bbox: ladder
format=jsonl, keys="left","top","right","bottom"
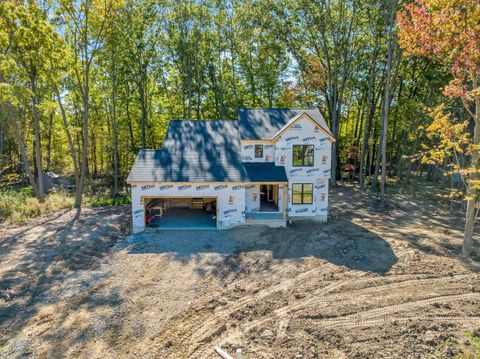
{"left": 191, "top": 198, "right": 204, "bottom": 209}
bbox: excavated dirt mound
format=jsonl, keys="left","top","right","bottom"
{"left": 0, "top": 187, "right": 479, "bottom": 358}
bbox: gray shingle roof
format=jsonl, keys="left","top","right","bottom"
{"left": 127, "top": 120, "right": 249, "bottom": 183}
{"left": 243, "top": 162, "right": 288, "bottom": 182}
{"left": 238, "top": 108, "right": 331, "bottom": 140}
{"left": 127, "top": 108, "right": 331, "bottom": 183}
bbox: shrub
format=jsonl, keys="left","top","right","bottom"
{"left": 88, "top": 193, "right": 131, "bottom": 207}
{"left": 0, "top": 187, "right": 129, "bottom": 224}
{"left": 0, "top": 189, "right": 74, "bottom": 224}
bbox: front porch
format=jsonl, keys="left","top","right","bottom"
{"left": 242, "top": 162, "right": 289, "bottom": 228}
{"left": 245, "top": 211, "right": 287, "bottom": 227}
{"left": 244, "top": 180, "right": 288, "bottom": 228}
{"left": 245, "top": 211, "right": 283, "bottom": 220}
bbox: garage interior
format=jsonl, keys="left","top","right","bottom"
{"left": 144, "top": 197, "right": 217, "bottom": 229}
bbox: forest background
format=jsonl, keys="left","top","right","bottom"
{"left": 0, "top": 0, "right": 478, "bottom": 254}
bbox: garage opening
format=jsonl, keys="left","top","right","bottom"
{"left": 144, "top": 197, "right": 217, "bottom": 229}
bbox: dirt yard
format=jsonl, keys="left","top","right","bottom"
{"left": 1, "top": 185, "right": 479, "bottom": 358}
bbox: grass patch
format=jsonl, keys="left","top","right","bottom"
{"left": 87, "top": 193, "right": 130, "bottom": 207}
{"left": 0, "top": 187, "right": 130, "bottom": 224}
{"left": 432, "top": 330, "right": 480, "bottom": 359}
{"left": 0, "top": 189, "right": 75, "bottom": 224}
{"left": 455, "top": 331, "right": 480, "bottom": 359}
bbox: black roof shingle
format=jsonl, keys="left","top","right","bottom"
{"left": 238, "top": 108, "right": 331, "bottom": 140}
{"left": 127, "top": 120, "right": 249, "bottom": 183}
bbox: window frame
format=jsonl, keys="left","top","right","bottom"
{"left": 292, "top": 145, "right": 314, "bottom": 167}
{"left": 291, "top": 183, "right": 314, "bottom": 205}
{"left": 254, "top": 144, "right": 264, "bottom": 158}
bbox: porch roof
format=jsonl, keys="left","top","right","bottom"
{"left": 242, "top": 162, "right": 288, "bottom": 183}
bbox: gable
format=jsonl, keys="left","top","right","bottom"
{"left": 274, "top": 115, "right": 333, "bottom": 178}
{"left": 238, "top": 108, "right": 332, "bottom": 140}
{"left": 272, "top": 113, "right": 336, "bottom": 143}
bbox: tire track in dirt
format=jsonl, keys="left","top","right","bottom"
{"left": 312, "top": 292, "right": 480, "bottom": 329}
{"left": 169, "top": 274, "right": 472, "bottom": 358}
{"left": 240, "top": 273, "right": 475, "bottom": 333}
{"left": 313, "top": 315, "right": 480, "bottom": 329}
{"left": 222, "top": 263, "right": 335, "bottom": 313}
{"left": 275, "top": 273, "right": 475, "bottom": 316}
{"left": 225, "top": 260, "right": 331, "bottom": 291}
{"left": 155, "top": 265, "right": 342, "bottom": 358}
{"left": 225, "top": 271, "right": 462, "bottom": 323}
{"left": 185, "top": 275, "right": 349, "bottom": 356}
{"left": 155, "top": 271, "right": 476, "bottom": 358}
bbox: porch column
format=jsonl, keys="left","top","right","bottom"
{"left": 282, "top": 184, "right": 287, "bottom": 219}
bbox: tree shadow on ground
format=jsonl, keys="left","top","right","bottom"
{"left": 127, "top": 218, "right": 398, "bottom": 276}
{"left": 331, "top": 185, "right": 480, "bottom": 266}
{"left": 0, "top": 207, "right": 129, "bottom": 357}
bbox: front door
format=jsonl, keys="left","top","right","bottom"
{"left": 260, "top": 185, "right": 279, "bottom": 212}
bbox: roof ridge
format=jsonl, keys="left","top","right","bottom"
{"left": 169, "top": 119, "right": 238, "bottom": 122}
{"left": 237, "top": 108, "right": 319, "bottom": 111}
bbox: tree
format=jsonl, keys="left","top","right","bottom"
{"left": 57, "top": 0, "right": 120, "bottom": 211}
{"left": 0, "top": 1, "right": 59, "bottom": 201}
{"left": 268, "top": 0, "right": 360, "bottom": 185}
{"left": 398, "top": 0, "right": 480, "bottom": 255}
{"left": 379, "top": 0, "right": 399, "bottom": 206}
{"left": 122, "top": 0, "right": 158, "bottom": 149}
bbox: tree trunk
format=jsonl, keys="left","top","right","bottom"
{"left": 91, "top": 121, "right": 97, "bottom": 177}
{"left": 462, "top": 95, "right": 480, "bottom": 255}
{"left": 46, "top": 111, "right": 54, "bottom": 172}
{"left": 229, "top": 13, "right": 239, "bottom": 108}
{"left": 186, "top": 69, "right": 193, "bottom": 120}
{"left": 359, "top": 52, "right": 379, "bottom": 190}
{"left": 380, "top": 0, "right": 397, "bottom": 206}
{"left": 0, "top": 113, "right": 5, "bottom": 174}
{"left": 139, "top": 77, "right": 147, "bottom": 149}
{"left": 4, "top": 104, "right": 40, "bottom": 196}
{"left": 111, "top": 51, "right": 119, "bottom": 197}
{"left": 406, "top": 133, "right": 419, "bottom": 180}
{"left": 125, "top": 84, "right": 135, "bottom": 151}
{"left": 76, "top": 55, "right": 90, "bottom": 212}
{"left": 396, "top": 129, "right": 408, "bottom": 180}
{"left": 30, "top": 69, "right": 45, "bottom": 201}
{"left": 463, "top": 194, "right": 475, "bottom": 255}
{"left": 371, "top": 122, "right": 382, "bottom": 191}
{"left": 53, "top": 82, "right": 80, "bottom": 196}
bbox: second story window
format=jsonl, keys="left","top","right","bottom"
{"left": 292, "top": 145, "right": 314, "bottom": 166}
{"left": 255, "top": 144, "right": 263, "bottom": 158}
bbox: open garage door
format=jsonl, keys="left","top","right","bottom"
{"left": 144, "top": 197, "right": 217, "bottom": 229}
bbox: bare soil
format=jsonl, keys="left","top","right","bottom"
{"left": 1, "top": 185, "right": 479, "bottom": 358}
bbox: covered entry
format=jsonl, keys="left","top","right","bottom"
{"left": 144, "top": 197, "right": 217, "bottom": 229}
{"left": 260, "top": 184, "right": 279, "bottom": 212}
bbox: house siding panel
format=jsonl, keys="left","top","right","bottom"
{"left": 274, "top": 117, "right": 331, "bottom": 219}
{"left": 245, "top": 184, "right": 260, "bottom": 212}
{"left": 241, "top": 142, "right": 275, "bottom": 163}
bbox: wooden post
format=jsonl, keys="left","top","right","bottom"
{"left": 215, "top": 346, "right": 233, "bottom": 359}
{"left": 282, "top": 184, "right": 287, "bottom": 219}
